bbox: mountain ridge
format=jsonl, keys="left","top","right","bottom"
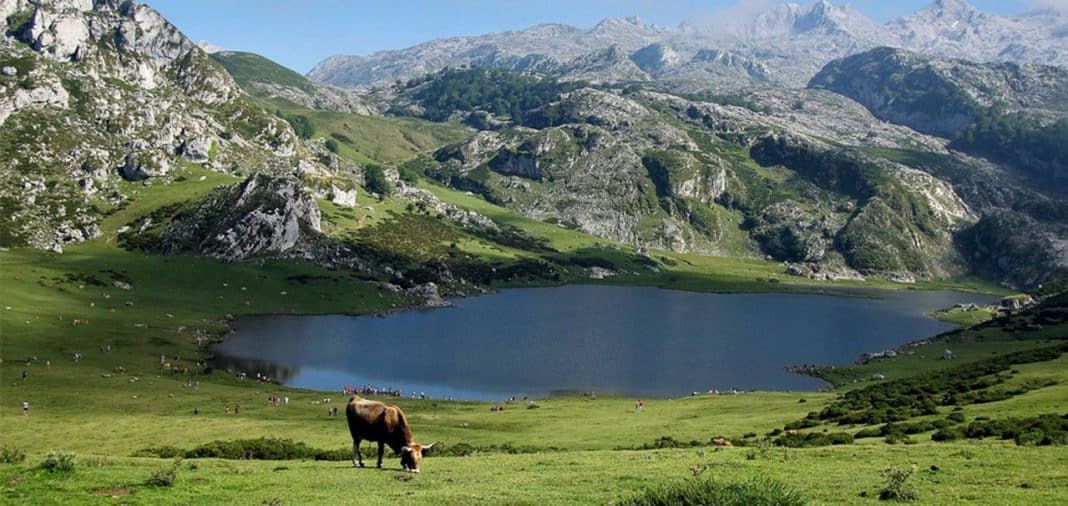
{"left": 307, "top": 0, "right": 1068, "bottom": 90}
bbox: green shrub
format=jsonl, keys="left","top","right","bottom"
{"left": 855, "top": 428, "right": 883, "bottom": 439}
{"left": 133, "top": 445, "right": 184, "bottom": 458}
{"left": 879, "top": 465, "right": 918, "bottom": 502}
{"left": 324, "top": 138, "right": 340, "bottom": 153}
{"left": 41, "top": 450, "right": 77, "bottom": 473}
{"left": 280, "top": 113, "right": 314, "bottom": 139}
{"left": 806, "top": 345, "right": 1066, "bottom": 428}
{"left": 964, "top": 414, "right": 1068, "bottom": 446}
{"left": 931, "top": 427, "right": 965, "bottom": 442}
{"left": 363, "top": 164, "right": 391, "bottom": 197}
{"left": 185, "top": 438, "right": 320, "bottom": 460}
{"left": 623, "top": 478, "right": 805, "bottom": 506}
{"left": 774, "top": 431, "right": 853, "bottom": 448}
{"left": 146, "top": 458, "right": 182, "bottom": 487}
{"left": 0, "top": 446, "right": 26, "bottom": 464}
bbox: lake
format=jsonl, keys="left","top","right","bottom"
{"left": 211, "top": 285, "right": 997, "bottom": 400}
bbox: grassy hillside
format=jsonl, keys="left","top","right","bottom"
{"left": 2, "top": 163, "right": 1066, "bottom": 503}
{"left": 211, "top": 51, "right": 319, "bottom": 95}
{"left": 271, "top": 102, "right": 472, "bottom": 165}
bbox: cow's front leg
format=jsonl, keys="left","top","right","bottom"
{"left": 376, "top": 442, "right": 384, "bottom": 468}
{"left": 353, "top": 439, "right": 364, "bottom": 468}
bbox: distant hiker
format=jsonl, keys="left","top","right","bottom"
{"left": 21, "top": 370, "right": 27, "bottom": 380}
{"left": 634, "top": 399, "right": 644, "bottom": 413}
{"left": 225, "top": 405, "right": 231, "bottom": 414}
{"left": 235, "top": 404, "right": 240, "bottom": 415}
{"left": 284, "top": 396, "right": 289, "bottom": 406}
{"left": 193, "top": 407, "right": 199, "bottom": 415}
{"left": 22, "top": 400, "right": 29, "bottom": 415}
{"left": 45, "top": 360, "right": 51, "bottom": 369}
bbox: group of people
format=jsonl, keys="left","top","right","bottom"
{"left": 266, "top": 394, "right": 288, "bottom": 406}
{"left": 342, "top": 384, "right": 402, "bottom": 397}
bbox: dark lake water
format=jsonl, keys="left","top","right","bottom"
{"left": 211, "top": 285, "right": 997, "bottom": 400}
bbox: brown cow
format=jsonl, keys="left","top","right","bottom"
{"left": 345, "top": 396, "right": 434, "bottom": 472}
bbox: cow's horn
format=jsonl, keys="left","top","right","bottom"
{"left": 423, "top": 443, "right": 435, "bottom": 450}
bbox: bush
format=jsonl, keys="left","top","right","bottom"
{"left": 964, "top": 414, "right": 1068, "bottom": 446}
{"left": 0, "top": 446, "right": 26, "bottom": 464}
{"left": 946, "top": 412, "right": 966, "bottom": 423}
{"left": 774, "top": 431, "right": 854, "bottom": 448}
{"left": 879, "top": 465, "right": 918, "bottom": 502}
{"left": 279, "top": 112, "right": 314, "bottom": 139}
{"left": 804, "top": 345, "right": 1066, "bottom": 428}
{"left": 146, "top": 458, "right": 182, "bottom": 487}
{"left": 364, "top": 164, "right": 391, "bottom": 197}
{"left": 133, "top": 445, "right": 184, "bottom": 458}
{"left": 624, "top": 478, "right": 805, "bottom": 506}
{"left": 185, "top": 438, "right": 322, "bottom": 460}
{"left": 324, "top": 138, "right": 340, "bottom": 154}
{"left": 855, "top": 428, "right": 883, "bottom": 439}
{"left": 931, "top": 427, "right": 965, "bottom": 442}
{"left": 41, "top": 450, "right": 77, "bottom": 473}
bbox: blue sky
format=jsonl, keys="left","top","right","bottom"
{"left": 147, "top": 0, "right": 1038, "bottom": 74}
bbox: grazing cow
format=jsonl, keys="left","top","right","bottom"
{"left": 345, "top": 396, "right": 434, "bottom": 472}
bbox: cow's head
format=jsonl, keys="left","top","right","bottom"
{"left": 400, "top": 442, "right": 434, "bottom": 473}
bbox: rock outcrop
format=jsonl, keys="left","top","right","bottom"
{"left": 157, "top": 175, "right": 322, "bottom": 262}
{"left": 0, "top": 0, "right": 323, "bottom": 250}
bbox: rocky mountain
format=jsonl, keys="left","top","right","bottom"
{"left": 810, "top": 47, "right": 1068, "bottom": 186}
{"left": 367, "top": 57, "right": 1066, "bottom": 287}
{"left": 0, "top": 0, "right": 338, "bottom": 251}
{"left": 308, "top": 1, "right": 1068, "bottom": 90}
{"left": 6, "top": 1, "right": 1067, "bottom": 291}
{"left": 888, "top": 0, "right": 1068, "bottom": 66}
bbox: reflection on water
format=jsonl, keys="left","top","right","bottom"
{"left": 211, "top": 355, "right": 300, "bottom": 384}
{"left": 212, "top": 285, "right": 997, "bottom": 400}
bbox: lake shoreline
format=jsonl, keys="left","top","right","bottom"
{"left": 211, "top": 285, "right": 997, "bottom": 401}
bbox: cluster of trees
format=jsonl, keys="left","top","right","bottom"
{"left": 400, "top": 68, "right": 584, "bottom": 125}
{"left": 363, "top": 164, "right": 391, "bottom": 197}
{"left": 277, "top": 111, "right": 314, "bottom": 139}
{"left": 953, "top": 111, "right": 1068, "bottom": 184}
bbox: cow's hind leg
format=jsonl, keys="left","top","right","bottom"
{"left": 353, "top": 439, "right": 364, "bottom": 468}
{"left": 376, "top": 441, "right": 384, "bottom": 468}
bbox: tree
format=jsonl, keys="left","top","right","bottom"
{"left": 364, "top": 164, "right": 391, "bottom": 197}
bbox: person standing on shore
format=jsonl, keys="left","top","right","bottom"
{"left": 22, "top": 400, "right": 29, "bottom": 415}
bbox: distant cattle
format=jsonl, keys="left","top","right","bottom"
{"left": 345, "top": 396, "right": 434, "bottom": 472}
{"left": 712, "top": 438, "right": 733, "bottom": 447}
